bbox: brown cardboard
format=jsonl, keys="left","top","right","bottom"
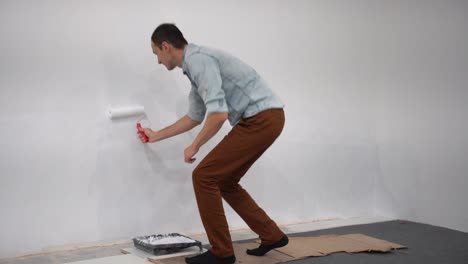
{"left": 122, "top": 233, "right": 407, "bottom": 263}
{"left": 258, "top": 233, "right": 407, "bottom": 259}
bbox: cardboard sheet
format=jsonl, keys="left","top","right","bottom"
{"left": 257, "top": 233, "right": 407, "bottom": 259}
{"left": 111, "top": 233, "right": 407, "bottom": 264}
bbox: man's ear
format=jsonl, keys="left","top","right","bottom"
{"left": 161, "top": 41, "right": 171, "bottom": 52}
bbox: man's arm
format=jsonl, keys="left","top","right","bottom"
{"left": 141, "top": 114, "right": 200, "bottom": 143}
{"left": 184, "top": 112, "right": 228, "bottom": 163}
{"left": 182, "top": 54, "right": 229, "bottom": 162}
{"left": 192, "top": 112, "right": 228, "bottom": 149}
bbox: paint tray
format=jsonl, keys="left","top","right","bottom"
{"left": 132, "top": 233, "right": 203, "bottom": 256}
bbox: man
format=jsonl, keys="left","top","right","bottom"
{"left": 139, "top": 23, "right": 289, "bottom": 264}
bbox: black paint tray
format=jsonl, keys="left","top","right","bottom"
{"left": 132, "top": 233, "right": 203, "bottom": 256}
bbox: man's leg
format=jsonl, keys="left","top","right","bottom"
{"left": 220, "top": 179, "right": 289, "bottom": 257}
{"left": 218, "top": 109, "right": 288, "bottom": 254}
{"left": 191, "top": 109, "right": 285, "bottom": 258}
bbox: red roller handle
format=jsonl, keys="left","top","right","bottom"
{"left": 136, "top": 123, "right": 149, "bottom": 143}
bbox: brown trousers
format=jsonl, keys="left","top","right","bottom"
{"left": 192, "top": 108, "right": 285, "bottom": 258}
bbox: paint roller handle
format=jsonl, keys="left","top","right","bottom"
{"left": 136, "top": 123, "right": 150, "bottom": 143}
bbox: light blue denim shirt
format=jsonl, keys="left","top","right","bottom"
{"left": 182, "top": 43, "right": 284, "bottom": 126}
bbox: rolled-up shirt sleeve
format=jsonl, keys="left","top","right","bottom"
{"left": 187, "top": 84, "right": 206, "bottom": 123}
{"left": 186, "top": 54, "right": 228, "bottom": 115}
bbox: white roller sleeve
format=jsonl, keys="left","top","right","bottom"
{"left": 108, "top": 105, "right": 145, "bottom": 119}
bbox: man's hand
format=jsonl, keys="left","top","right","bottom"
{"left": 183, "top": 112, "right": 227, "bottom": 163}
{"left": 138, "top": 115, "right": 200, "bottom": 144}
{"left": 184, "top": 144, "right": 199, "bottom": 164}
{"left": 138, "top": 128, "right": 158, "bottom": 143}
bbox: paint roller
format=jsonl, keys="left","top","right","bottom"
{"left": 107, "top": 105, "right": 150, "bottom": 142}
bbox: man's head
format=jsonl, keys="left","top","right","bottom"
{"left": 151, "top": 23, "right": 188, "bottom": 70}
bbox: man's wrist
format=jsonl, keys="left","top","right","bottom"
{"left": 191, "top": 141, "right": 201, "bottom": 150}
{"left": 151, "top": 130, "right": 162, "bottom": 142}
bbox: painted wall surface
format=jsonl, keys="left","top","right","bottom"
{"left": 371, "top": 1, "right": 468, "bottom": 232}
{"left": 1, "top": 0, "right": 466, "bottom": 258}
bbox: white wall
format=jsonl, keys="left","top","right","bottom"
{"left": 371, "top": 1, "right": 468, "bottom": 232}
{"left": 0, "top": 0, "right": 466, "bottom": 258}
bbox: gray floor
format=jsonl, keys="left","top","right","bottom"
{"left": 237, "top": 220, "right": 468, "bottom": 264}
{"left": 2, "top": 220, "right": 467, "bottom": 264}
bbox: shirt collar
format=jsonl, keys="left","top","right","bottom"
{"left": 182, "top": 43, "right": 196, "bottom": 75}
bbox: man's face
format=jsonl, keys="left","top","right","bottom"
{"left": 151, "top": 41, "right": 176, "bottom": 71}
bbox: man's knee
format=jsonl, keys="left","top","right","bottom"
{"left": 192, "top": 165, "right": 202, "bottom": 186}
{"left": 219, "top": 181, "right": 240, "bottom": 195}
{"left": 192, "top": 165, "right": 213, "bottom": 189}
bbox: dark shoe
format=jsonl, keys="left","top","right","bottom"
{"left": 246, "top": 235, "right": 289, "bottom": 256}
{"left": 185, "top": 250, "right": 236, "bottom": 264}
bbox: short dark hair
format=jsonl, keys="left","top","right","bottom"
{"left": 151, "top": 23, "right": 188, "bottom": 49}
